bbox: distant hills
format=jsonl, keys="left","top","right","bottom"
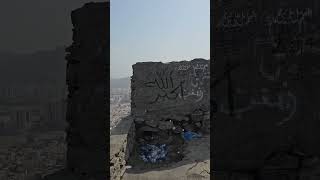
{"left": 110, "top": 77, "right": 130, "bottom": 89}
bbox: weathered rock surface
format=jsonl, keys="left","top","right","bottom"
{"left": 212, "top": 0, "right": 320, "bottom": 178}
{"left": 127, "top": 59, "right": 210, "bottom": 178}
{"left": 44, "top": 2, "right": 110, "bottom": 180}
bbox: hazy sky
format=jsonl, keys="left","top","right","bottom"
{"left": 111, "top": 0, "right": 210, "bottom": 79}
{"left": 0, "top": 0, "right": 105, "bottom": 53}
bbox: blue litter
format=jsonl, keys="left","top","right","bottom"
{"left": 140, "top": 144, "right": 167, "bottom": 163}
{"left": 182, "top": 131, "right": 201, "bottom": 141}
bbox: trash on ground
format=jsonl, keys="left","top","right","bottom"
{"left": 182, "top": 131, "right": 202, "bottom": 141}
{"left": 140, "top": 144, "right": 167, "bottom": 163}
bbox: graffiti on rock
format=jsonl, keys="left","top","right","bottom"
{"left": 219, "top": 88, "right": 297, "bottom": 126}
{"left": 144, "top": 62, "right": 209, "bottom": 104}
{"left": 217, "top": 10, "right": 257, "bottom": 29}
{"left": 144, "top": 70, "right": 185, "bottom": 104}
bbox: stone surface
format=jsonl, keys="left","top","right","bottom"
{"left": 44, "top": 2, "right": 110, "bottom": 180}
{"left": 129, "top": 59, "right": 210, "bottom": 171}
{"left": 158, "top": 121, "right": 174, "bottom": 130}
{"left": 145, "top": 119, "right": 158, "bottom": 128}
{"left": 212, "top": 0, "right": 320, "bottom": 178}
{"left": 134, "top": 117, "right": 145, "bottom": 123}
{"left": 131, "top": 59, "right": 209, "bottom": 118}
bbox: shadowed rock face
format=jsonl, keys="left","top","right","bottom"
{"left": 64, "top": 2, "right": 109, "bottom": 180}
{"left": 130, "top": 59, "right": 210, "bottom": 167}
{"left": 43, "top": 2, "right": 109, "bottom": 180}
{"left": 213, "top": 0, "right": 320, "bottom": 178}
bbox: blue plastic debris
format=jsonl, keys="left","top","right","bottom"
{"left": 182, "top": 131, "right": 201, "bottom": 141}
{"left": 140, "top": 144, "right": 167, "bottom": 163}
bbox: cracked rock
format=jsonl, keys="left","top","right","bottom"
{"left": 158, "top": 121, "right": 174, "bottom": 130}
{"left": 145, "top": 119, "right": 158, "bottom": 127}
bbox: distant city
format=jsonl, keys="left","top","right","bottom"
{"left": 110, "top": 77, "right": 131, "bottom": 130}
{"left": 0, "top": 46, "right": 132, "bottom": 178}
{"left": 0, "top": 48, "right": 68, "bottom": 179}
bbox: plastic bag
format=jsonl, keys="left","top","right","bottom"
{"left": 182, "top": 131, "right": 201, "bottom": 141}
{"left": 140, "top": 144, "right": 167, "bottom": 163}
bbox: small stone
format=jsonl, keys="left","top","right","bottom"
{"left": 138, "top": 138, "right": 145, "bottom": 143}
{"left": 158, "top": 121, "right": 174, "bottom": 130}
{"left": 191, "top": 115, "right": 203, "bottom": 122}
{"left": 184, "top": 124, "right": 195, "bottom": 132}
{"left": 145, "top": 119, "right": 158, "bottom": 127}
{"left": 172, "top": 115, "right": 189, "bottom": 121}
{"left": 159, "top": 136, "right": 173, "bottom": 144}
{"left": 183, "top": 116, "right": 190, "bottom": 121}
{"left": 204, "top": 114, "right": 210, "bottom": 120}
{"left": 173, "top": 126, "right": 183, "bottom": 134}
{"left": 138, "top": 126, "right": 159, "bottom": 132}
{"left": 182, "top": 122, "right": 188, "bottom": 127}
{"left": 195, "top": 122, "right": 201, "bottom": 127}
{"left": 135, "top": 117, "right": 145, "bottom": 123}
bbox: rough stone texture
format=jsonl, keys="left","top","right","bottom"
{"left": 131, "top": 59, "right": 209, "bottom": 117}
{"left": 110, "top": 116, "right": 135, "bottom": 180}
{"left": 45, "top": 2, "right": 110, "bottom": 180}
{"left": 131, "top": 59, "right": 210, "bottom": 136}
{"left": 213, "top": 0, "right": 320, "bottom": 178}
{"left": 129, "top": 59, "right": 210, "bottom": 169}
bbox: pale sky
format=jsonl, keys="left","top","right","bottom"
{"left": 111, "top": 0, "right": 210, "bottom": 79}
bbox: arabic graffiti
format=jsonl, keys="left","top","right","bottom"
{"left": 258, "top": 53, "right": 320, "bottom": 82}
{"left": 217, "top": 10, "right": 257, "bottom": 29}
{"left": 217, "top": 8, "right": 316, "bottom": 56}
{"left": 265, "top": 8, "right": 312, "bottom": 26}
{"left": 258, "top": 55, "right": 281, "bottom": 81}
{"left": 219, "top": 88, "right": 297, "bottom": 126}
{"left": 175, "top": 65, "right": 191, "bottom": 71}
{"left": 183, "top": 63, "right": 210, "bottom": 102}
{"left": 265, "top": 8, "right": 314, "bottom": 56}
{"left": 144, "top": 70, "right": 185, "bottom": 104}
{"left": 217, "top": 8, "right": 312, "bottom": 31}
{"left": 144, "top": 62, "right": 209, "bottom": 104}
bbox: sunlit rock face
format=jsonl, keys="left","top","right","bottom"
{"left": 130, "top": 59, "right": 210, "bottom": 166}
